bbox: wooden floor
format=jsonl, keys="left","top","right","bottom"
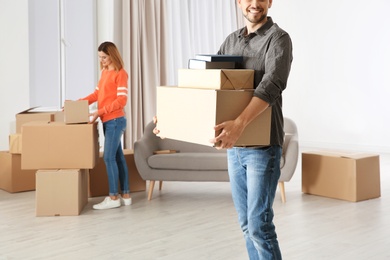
{"left": 1, "top": 149, "right": 389, "bottom": 260}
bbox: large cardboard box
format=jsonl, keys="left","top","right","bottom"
{"left": 88, "top": 149, "right": 146, "bottom": 197}
{"left": 16, "top": 107, "right": 56, "bottom": 133}
{"left": 156, "top": 86, "right": 271, "bottom": 146}
{"left": 22, "top": 121, "right": 99, "bottom": 169}
{"left": 0, "top": 151, "right": 36, "bottom": 193}
{"left": 36, "top": 169, "right": 89, "bottom": 216}
{"left": 64, "top": 100, "right": 89, "bottom": 124}
{"left": 178, "top": 69, "right": 254, "bottom": 90}
{"left": 302, "top": 151, "right": 381, "bottom": 202}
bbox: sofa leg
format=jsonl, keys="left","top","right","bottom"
{"left": 159, "top": 181, "right": 163, "bottom": 190}
{"left": 148, "top": 180, "right": 155, "bottom": 201}
{"left": 278, "top": 181, "right": 286, "bottom": 203}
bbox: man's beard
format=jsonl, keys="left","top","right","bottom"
{"left": 244, "top": 13, "right": 267, "bottom": 24}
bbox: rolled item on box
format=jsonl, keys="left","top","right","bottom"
{"left": 156, "top": 86, "right": 271, "bottom": 147}
{"left": 9, "top": 134, "right": 22, "bottom": 154}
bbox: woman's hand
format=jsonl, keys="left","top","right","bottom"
{"left": 89, "top": 111, "right": 99, "bottom": 123}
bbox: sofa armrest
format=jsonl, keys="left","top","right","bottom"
{"left": 279, "top": 134, "right": 299, "bottom": 182}
{"left": 134, "top": 121, "right": 160, "bottom": 181}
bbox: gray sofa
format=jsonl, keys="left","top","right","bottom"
{"left": 134, "top": 117, "right": 298, "bottom": 202}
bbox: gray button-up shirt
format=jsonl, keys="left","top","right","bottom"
{"left": 218, "top": 17, "right": 293, "bottom": 147}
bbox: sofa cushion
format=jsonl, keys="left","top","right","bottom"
{"left": 148, "top": 153, "right": 228, "bottom": 171}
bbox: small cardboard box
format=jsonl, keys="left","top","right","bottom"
{"left": 21, "top": 121, "right": 99, "bottom": 169}
{"left": 156, "top": 86, "right": 271, "bottom": 146}
{"left": 178, "top": 69, "right": 254, "bottom": 90}
{"left": 64, "top": 100, "right": 89, "bottom": 124}
{"left": 302, "top": 151, "right": 381, "bottom": 202}
{"left": 88, "top": 149, "right": 146, "bottom": 197}
{"left": 0, "top": 151, "right": 36, "bottom": 193}
{"left": 9, "top": 134, "right": 22, "bottom": 154}
{"left": 36, "top": 169, "right": 89, "bottom": 216}
{"left": 16, "top": 107, "right": 56, "bottom": 133}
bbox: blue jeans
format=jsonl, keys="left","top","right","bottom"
{"left": 103, "top": 117, "right": 129, "bottom": 196}
{"left": 227, "top": 146, "right": 282, "bottom": 260}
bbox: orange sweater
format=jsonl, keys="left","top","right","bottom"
{"left": 81, "top": 68, "right": 128, "bottom": 123}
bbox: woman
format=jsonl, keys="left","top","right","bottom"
{"left": 80, "top": 41, "right": 131, "bottom": 210}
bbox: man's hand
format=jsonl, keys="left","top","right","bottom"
{"left": 153, "top": 116, "right": 165, "bottom": 138}
{"left": 210, "top": 120, "right": 245, "bottom": 149}
{"left": 210, "top": 97, "right": 269, "bottom": 149}
{"left": 152, "top": 116, "right": 160, "bottom": 135}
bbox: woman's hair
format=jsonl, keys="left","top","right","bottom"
{"left": 98, "top": 41, "right": 124, "bottom": 71}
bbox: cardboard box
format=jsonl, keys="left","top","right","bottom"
{"left": 88, "top": 149, "right": 146, "bottom": 197}
{"left": 36, "top": 169, "right": 89, "bottom": 216}
{"left": 156, "top": 86, "right": 271, "bottom": 146}
{"left": 9, "top": 134, "right": 22, "bottom": 154}
{"left": 22, "top": 121, "right": 99, "bottom": 169}
{"left": 0, "top": 151, "right": 36, "bottom": 193}
{"left": 302, "top": 151, "right": 381, "bottom": 202}
{"left": 178, "top": 69, "right": 254, "bottom": 90}
{"left": 64, "top": 100, "right": 89, "bottom": 124}
{"left": 16, "top": 107, "right": 56, "bottom": 133}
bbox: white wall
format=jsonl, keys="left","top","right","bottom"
{"left": 0, "top": 0, "right": 30, "bottom": 150}
{"left": 271, "top": 1, "right": 390, "bottom": 153}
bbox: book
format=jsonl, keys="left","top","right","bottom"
{"left": 188, "top": 59, "right": 236, "bottom": 69}
{"left": 195, "top": 54, "right": 243, "bottom": 63}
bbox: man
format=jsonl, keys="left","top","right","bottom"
{"left": 211, "top": 0, "right": 293, "bottom": 259}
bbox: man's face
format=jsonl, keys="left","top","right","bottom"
{"left": 238, "top": 0, "right": 272, "bottom": 25}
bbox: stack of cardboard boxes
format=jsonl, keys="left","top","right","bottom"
{"left": 156, "top": 56, "right": 381, "bottom": 203}
{"left": 21, "top": 100, "right": 98, "bottom": 216}
{"left": 156, "top": 55, "right": 272, "bottom": 147}
{"left": 1, "top": 101, "right": 146, "bottom": 216}
{"left": 1, "top": 107, "right": 62, "bottom": 194}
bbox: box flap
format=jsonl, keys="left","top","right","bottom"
{"left": 303, "top": 150, "right": 379, "bottom": 160}
{"left": 17, "top": 106, "right": 61, "bottom": 115}
{"left": 221, "top": 70, "right": 254, "bottom": 90}
{"left": 28, "top": 106, "right": 62, "bottom": 113}
{"left": 16, "top": 107, "right": 40, "bottom": 115}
